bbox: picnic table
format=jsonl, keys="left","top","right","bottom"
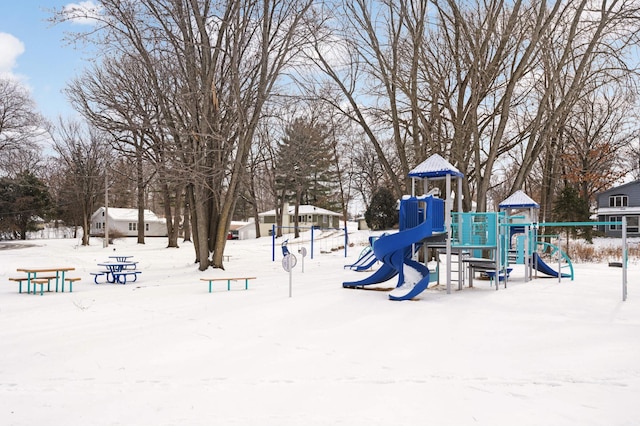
{"left": 14, "top": 267, "right": 76, "bottom": 294}
{"left": 94, "top": 262, "right": 140, "bottom": 284}
{"left": 108, "top": 255, "right": 134, "bottom": 262}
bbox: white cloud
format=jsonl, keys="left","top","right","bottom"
{"left": 63, "top": 1, "right": 103, "bottom": 25}
{"left": 0, "top": 32, "right": 25, "bottom": 74}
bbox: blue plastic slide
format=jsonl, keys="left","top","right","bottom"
{"left": 344, "top": 247, "right": 378, "bottom": 271}
{"left": 531, "top": 252, "right": 572, "bottom": 279}
{"left": 343, "top": 196, "right": 445, "bottom": 300}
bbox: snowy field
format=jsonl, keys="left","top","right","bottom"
{"left": 1, "top": 229, "right": 639, "bottom": 425}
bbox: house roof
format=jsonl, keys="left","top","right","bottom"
{"left": 408, "top": 153, "right": 464, "bottom": 179}
{"left": 259, "top": 205, "right": 341, "bottom": 217}
{"left": 597, "top": 179, "right": 640, "bottom": 198}
{"left": 499, "top": 190, "right": 540, "bottom": 209}
{"left": 93, "top": 207, "right": 165, "bottom": 222}
{"left": 229, "top": 221, "right": 254, "bottom": 231}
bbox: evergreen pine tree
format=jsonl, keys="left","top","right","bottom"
{"left": 365, "top": 187, "right": 398, "bottom": 230}
{"left": 0, "top": 172, "right": 51, "bottom": 240}
{"left": 553, "top": 186, "right": 592, "bottom": 243}
{"left": 275, "top": 117, "right": 337, "bottom": 216}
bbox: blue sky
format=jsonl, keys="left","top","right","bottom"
{"left": 0, "top": 2, "right": 96, "bottom": 120}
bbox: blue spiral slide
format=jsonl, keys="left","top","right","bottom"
{"left": 343, "top": 196, "right": 445, "bottom": 301}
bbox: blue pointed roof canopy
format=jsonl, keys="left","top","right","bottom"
{"left": 408, "top": 153, "right": 464, "bottom": 179}
{"left": 499, "top": 190, "right": 540, "bottom": 209}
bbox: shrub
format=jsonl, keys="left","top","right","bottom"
{"left": 365, "top": 188, "right": 398, "bottom": 230}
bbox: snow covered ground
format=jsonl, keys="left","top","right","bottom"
{"left": 1, "top": 230, "right": 639, "bottom": 425}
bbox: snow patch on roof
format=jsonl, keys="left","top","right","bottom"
{"left": 408, "top": 153, "right": 464, "bottom": 178}
{"left": 499, "top": 190, "right": 540, "bottom": 209}
{"left": 95, "top": 207, "right": 165, "bottom": 222}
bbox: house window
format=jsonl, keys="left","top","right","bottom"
{"left": 323, "top": 215, "right": 328, "bottom": 224}
{"left": 609, "top": 195, "right": 628, "bottom": 207}
{"left": 609, "top": 216, "right": 622, "bottom": 231}
{"left": 96, "top": 222, "right": 101, "bottom": 230}
{"left": 628, "top": 216, "right": 639, "bottom": 233}
{"left": 129, "top": 222, "right": 137, "bottom": 231}
{"left": 102, "top": 222, "right": 105, "bottom": 229}
{"left": 145, "top": 223, "right": 149, "bottom": 231}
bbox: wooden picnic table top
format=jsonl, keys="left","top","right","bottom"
{"left": 17, "top": 267, "right": 75, "bottom": 273}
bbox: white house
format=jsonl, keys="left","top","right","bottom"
{"left": 91, "top": 207, "right": 167, "bottom": 237}
{"left": 228, "top": 220, "right": 257, "bottom": 240}
{"left": 257, "top": 203, "right": 342, "bottom": 237}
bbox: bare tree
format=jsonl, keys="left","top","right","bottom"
{"left": 0, "top": 77, "right": 44, "bottom": 152}
{"left": 50, "top": 120, "right": 111, "bottom": 245}
{"left": 54, "top": 0, "right": 315, "bottom": 270}
{"left": 511, "top": 0, "right": 640, "bottom": 216}
{"left": 559, "top": 86, "right": 635, "bottom": 206}
{"left": 302, "top": 0, "right": 640, "bottom": 215}
{"left": 66, "top": 55, "right": 180, "bottom": 247}
{"left": 300, "top": 1, "right": 410, "bottom": 198}
{"left": 0, "top": 78, "right": 46, "bottom": 177}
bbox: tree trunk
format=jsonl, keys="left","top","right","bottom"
{"left": 294, "top": 187, "right": 301, "bottom": 239}
{"left": 136, "top": 144, "right": 145, "bottom": 244}
{"left": 82, "top": 205, "right": 90, "bottom": 246}
{"left": 182, "top": 188, "right": 192, "bottom": 242}
{"left": 195, "top": 200, "right": 211, "bottom": 270}
{"left": 161, "top": 183, "right": 179, "bottom": 248}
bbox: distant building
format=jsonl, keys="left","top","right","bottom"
{"left": 596, "top": 180, "right": 640, "bottom": 237}
{"left": 356, "top": 216, "right": 369, "bottom": 231}
{"left": 258, "top": 203, "right": 342, "bottom": 237}
{"left": 90, "top": 207, "right": 167, "bottom": 237}
{"left": 228, "top": 220, "right": 256, "bottom": 240}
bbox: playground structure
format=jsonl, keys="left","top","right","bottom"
{"left": 343, "top": 194, "right": 446, "bottom": 300}
{"left": 342, "top": 154, "right": 630, "bottom": 301}
{"left": 343, "top": 154, "right": 471, "bottom": 300}
{"left": 499, "top": 191, "right": 574, "bottom": 281}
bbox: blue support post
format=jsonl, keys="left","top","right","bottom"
{"left": 344, "top": 227, "right": 348, "bottom": 258}
{"left": 272, "top": 225, "right": 275, "bottom": 261}
{"left": 311, "top": 226, "right": 314, "bottom": 259}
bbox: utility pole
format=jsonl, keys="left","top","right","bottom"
{"left": 104, "top": 167, "right": 109, "bottom": 248}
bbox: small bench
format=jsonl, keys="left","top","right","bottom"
{"left": 9, "top": 275, "right": 57, "bottom": 294}
{"left": 200, "top": 277, "right": 256, "bottom": 293}
{"left": 90, "top": 271, "right": 109, "bottom": 284}
{"left": 91, "top": 270, "right": 140, "bottom": 284}
{"left": 9, "top": 277, "right": 30, "bottom": 293}
{"left": 123, "top": 262, "right": 138, "bottom": 270}
{"left": 32, "top": 278, "right": 51, "bottom": 296}
{"left": 113, "top": 271, "right": 141, "bottom": 284}
{"left": 63, "top": 277, "right": 81, "bottom": 292}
